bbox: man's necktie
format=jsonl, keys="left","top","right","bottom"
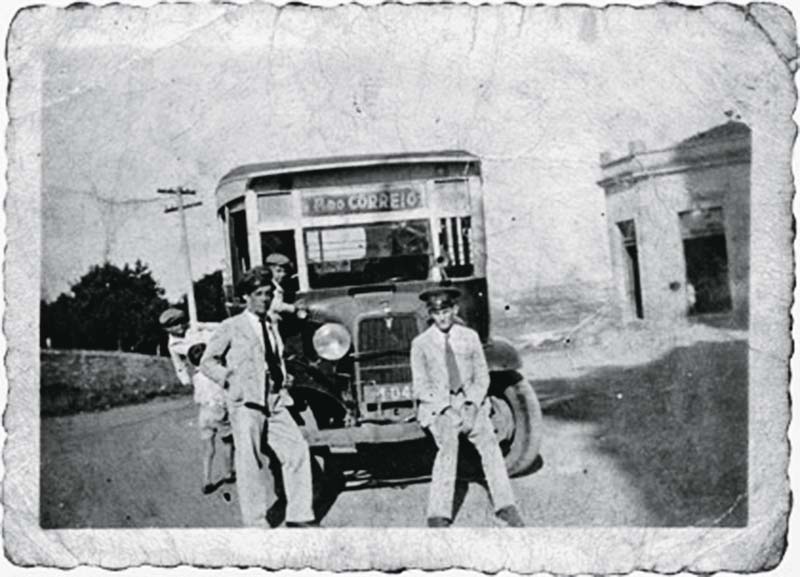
{"left": 260, "top": 318, "right": 284, "bottom": 392}
{"left": 444, "top": 332, "right": 462, "bottom": 394}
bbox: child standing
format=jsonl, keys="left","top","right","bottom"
{"left": 187, "top": 342, "right": 235, "bottom": 495}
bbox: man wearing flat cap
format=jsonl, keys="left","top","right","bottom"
{"left": 411, "top": 286, "right": 525, "bottom": 528}
{"left": 265, "top": 253, "right": 298, "bottom": 321}
{"left": 200, "top": 266, "right": 315, "bottom": 528}
{"left": 159, "top": 308, "right": 193, "bottom": 387}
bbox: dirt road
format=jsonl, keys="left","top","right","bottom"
{"left": 41, "top": 395, "right": 654, "bottom": 528}
{"left": 41, "top": 330, "right": 748, "bottom": 528}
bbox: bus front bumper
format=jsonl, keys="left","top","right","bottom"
{"left": 305, "top": 421, "right": 427, "bottom": 451}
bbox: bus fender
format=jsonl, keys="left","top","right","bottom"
{"left": 286, "top": 359, "right": 349, "bottom": 413}
{"left": 483, "top": 337, "right": 523, "bottom": 373}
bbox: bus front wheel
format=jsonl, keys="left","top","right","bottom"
{"left": 489, "top": 374, "right": 543, "bottom": 477}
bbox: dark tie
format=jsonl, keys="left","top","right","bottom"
{"left": 260, "top": 318, "right": 284, "bottom": 393}
{"left": 444, "top": 332, "right": 462, "bottom": 394}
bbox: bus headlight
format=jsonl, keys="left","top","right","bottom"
{"left": 312, "top": 323, "right": 352, "bottom": 361}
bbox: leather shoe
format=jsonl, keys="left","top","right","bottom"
{"left": 286, "top": 520, "right": 319, "bottom": 528}
{"left": 495, "top": 505, "right": 525, "bottom": 527}
{"left": 427, "top": 516, "right": 452, "bottom": 528}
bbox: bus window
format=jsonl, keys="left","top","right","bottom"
{"left": 304, "top": 220, "right": 431, "bottom": 288}
{"left": 229, "top": 205, "right": 250, "bottom": 285}
{"left": 307, "top": 227, "right": 367, "bottom": 262}
{"left": 257, "top": 192, "right": 294, "bottom": 221}
{"left": 439, "top": 216, "right": 474, "bottom": 278}
{"left": 260, "top": 230, "right": 299, "bottom": 295}
{"left": 261, "top": 230, "right": 298, "bottom": 268}
{"left": 433, "top": 179, "right": 470, "bottom": 212}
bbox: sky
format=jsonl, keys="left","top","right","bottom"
{"left": 31, "top": 2, "right": 793, "bottom": 302}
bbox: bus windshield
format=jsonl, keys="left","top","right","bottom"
{"left": 304, "top": 220, "right": 431, "bottom": 288}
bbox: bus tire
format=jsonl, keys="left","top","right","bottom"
{"left": 489, "top": 374, "right": 543, "bottom": 477}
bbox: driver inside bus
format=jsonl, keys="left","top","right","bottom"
{"left": 364, "top": 222, "right": 429, "bottom": 283}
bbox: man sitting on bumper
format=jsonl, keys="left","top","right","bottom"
{"left": 410, "top": 286, "right": 524, "bottom": 528}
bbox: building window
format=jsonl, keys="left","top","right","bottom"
{"left": 679, "top": 207, "right": 732, "bottom": 315}
{"left": 617, "top": 219, "right": 643, "bottom": 319}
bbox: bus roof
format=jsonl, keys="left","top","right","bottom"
{"left": 218, "top": 150, "right": 480, "bottom": 187}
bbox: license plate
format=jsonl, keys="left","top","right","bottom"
{"left": 363, "top": 383, "right": 414, "bottom": 404}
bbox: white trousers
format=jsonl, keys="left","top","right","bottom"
{"left": 229, "top": 404, "right": 314, "bottom": 527}
{"left": 426, "top": 401, "right": 516, "bottom": 520}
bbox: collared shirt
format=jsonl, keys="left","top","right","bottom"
{"left": 243, "top": 309, "right": 287, "bottom": 398}
{"left": 244, "top": 309, "right": 279, "bottom": 354}
{"left": 272, "top": 281, "right": 285, "bottom": 306}
{"left": 410, "top": 323, "right": 490, "bottom": 427}
{"left": 426, "top": 325, "right": 472, "bottom": 393}
{"left": 269, "top": 280, "right": 295, "bottom": 317}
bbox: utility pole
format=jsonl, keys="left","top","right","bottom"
{"left": 158, "top": 187, "right": 203, "bottom": 327}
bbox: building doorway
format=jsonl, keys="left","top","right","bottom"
{"left": 617, "top": 220, "right": 644, "bottom": 319}
{"left": 679, "top": 208, "right": 732, "bottom": 315}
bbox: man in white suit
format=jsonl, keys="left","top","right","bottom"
{"left": 201, "top": 266, "right": 315, "bottom": 528}
{"left": 410, "top": 286, "right": 524, "bottom": 528}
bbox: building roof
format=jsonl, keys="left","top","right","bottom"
{"left": 598, "top": 121, "right": 751, "bottom": 192}
{"left": 679, "top": 120, "right": 750, "bottom": 147}
{"left": 219, "top": 150, "right": 480, "bottom": 185}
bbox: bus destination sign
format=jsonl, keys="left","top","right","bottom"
{"left": 303, "top": 187, "right": 424, "bottom": 216}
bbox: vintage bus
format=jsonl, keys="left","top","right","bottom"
{"left": 215, "top": 151, "right": 542, "bottom": 475}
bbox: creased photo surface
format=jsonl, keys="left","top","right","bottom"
{"left": 3, "top": 1, "right": 795, "bottom": 572}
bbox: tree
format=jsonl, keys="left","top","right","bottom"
{"left": 42, "top": 261, "right": 170, "bottom": 353}
{"left": 193, "top": 270, "right": 228, "bottom": 322}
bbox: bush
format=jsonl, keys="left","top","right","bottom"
{"left": 41, "top": 350, "right": 190, "bottom": 416}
